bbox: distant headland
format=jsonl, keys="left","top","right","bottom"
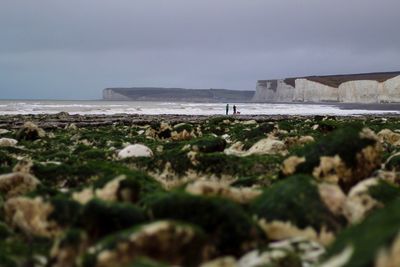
{"left": 103, "top": 71, "right": 400, "bottom": 103}
{"left": 103, "top": 87, "right": 254, "bottom": 102}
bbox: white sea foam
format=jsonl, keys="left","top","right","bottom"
{"left": 0, "top": 100, "right": 399, "bottom": 116}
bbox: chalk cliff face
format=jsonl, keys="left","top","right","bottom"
{"left": 103, "top": 89, "right": 131, "bottom": 100}
{"left": 254, "top": 72, "right": 400, "bottom": 103}
{"left": 253, "top": 80, "right": 294, "bottom": 102}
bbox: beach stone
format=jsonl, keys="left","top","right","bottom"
{"left": 0, "top": 137, "right": 18, "bottom": 147}
{"left": 238, "top": 238, "right": 324, "bottom": 267}
{"left": 17, "top": 121, "right": 46, "bottom": 140}
{"left": 0, "top": 129, "right": 10, "bottom": 135}
{"left": 66, "top": 123, "right": 78, "bottom": 130}
{"left": 245, "top": 137, "right": 287, "bottom": 156}
{"left": 318, "top": 183, "right": 346, "bottom": 216}
{"left": 377, "top": 129, "right": 400, "bottom": 146}
{"left": 185, "top": 180, "right": 262, "bottom": 204}
{"left": 4, "top": 197, "right": 61, "bottom": 238}
{"left": 342, "top": 178, "right": 380, "bottom": 224}
{"left": 171, "top": 129, "right": 193, "bottom": 141}
{"left": 118, "top": 144, "right": 153, "bottom": 159}
{"left": 0, "top": 172, "right": 40, "bottom": 199}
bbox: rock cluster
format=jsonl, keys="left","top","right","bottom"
{"left": 1, "top": 115, "right": 400, "bottom": 266}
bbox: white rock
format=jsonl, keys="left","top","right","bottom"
{"left": 0, "top": 129, "right": 10, "bottom": 135}
{"left": 245, "top": 138, "right": 287, "bottom": 156}
{"left": 118, "top": 144, "right": 153, "bottom": 159}
{"left": 0, "top": 172, "right": 40, "bottom": 199}
{"left": 0, "top": 138, "right": 18, "bottom": 147}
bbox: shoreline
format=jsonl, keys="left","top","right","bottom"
{"left": 1, "top": 113, "right": 399, "bottom": 129}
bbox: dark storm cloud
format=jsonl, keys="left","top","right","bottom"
{"left": 1, "top": 0, "right": 400, "bottom": 99}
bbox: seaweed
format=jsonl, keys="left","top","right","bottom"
{"left": 146, "top": 192, "right": 264, "bottom": 255}
{"left": 77, "top": 199, "right": 147, "bottom": 240}
{"left": 323, "top": 198, "right": 400, "bottom": 267}
{"left": 252, "top": 175, "right": 344, "bottom": 232}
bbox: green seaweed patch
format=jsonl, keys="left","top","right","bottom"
{"left": 0, "top": 149, "right": 17, "bottom": 174}
{"left": 0, "top": 221, "right": 12, "bottom": 239}
{"left": 287, "top": 124, "right": 380, "bottom": 189}
{"left": 145, "top": 192, "right": 264, "bottom": 256}
{"left": 173, "top": 123, "right": 193, "bottom": 133}
{"left": 196, "top": 152, "right": 282, "bottom": 178}
{"left": 385, "top": 154, "right": 400, "bottom": 171}
{"left": 33, "top": 160, "right": 141, "bottom": 189}
{"left": 77, "top": 199, "right": 147, "bottom": 241}
{"left": 295, "top": 124, "right": 374, "bottom": 170}
{"left": 252, "top": 175, "right": 344, "bottom": 232}
{"left": 48, "top": 195, "right": 82, "bottom": 227}
{"left": 368, "top": 179, "right": 400, "bottom": 205}
{"left": 0, "top": 234, "right": 52, "bottom": 267}
{"left": 189, "top": 135, "right": 226, "bottom": 153}
{"left": 316, "top": 119, "right": 341, "bottom": 133}
{"left": 323, "top": 198, "right": 400, "bottom": 267}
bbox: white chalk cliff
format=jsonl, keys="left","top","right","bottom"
{"left": 253, "top": 72, "right": 400, "bottom": 103}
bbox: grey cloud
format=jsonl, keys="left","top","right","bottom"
{"left": 0, "top": 0, "right": 399, "bottom": 99}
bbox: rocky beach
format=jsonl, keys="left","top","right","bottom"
{"left": 1, "top": 113, "right": 400, "bottom": 266}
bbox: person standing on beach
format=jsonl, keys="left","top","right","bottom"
{"left": 233, "top": 105, "right": 237, "bottom": 115}
{"left": 226, "top": 104, "right": 229, "bottom": 115}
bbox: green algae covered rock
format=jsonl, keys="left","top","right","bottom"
{"left": 321, "top": 198, "right": 400, "bottom": 267}
{"left": 284, "top": 125, "right": 381, "bottom": 191}
{"left": 189, "top": 135, "right": 227, "bottom": 153}
{"left": 384, "top": 152, "right": 400, "bottom": 171}
{"left": 146, "top": 192, "right": 264, "bottom": 256}
{"left": 367, "top": 179, "right": 400, "bottom": 205}
{"left": 49, "top": 228, "right": 88, "bottom": 267}
{"left": 82, "top": 221, "right": 207, "bottom": 267}
{"left": 77, "top": 199, "right": 147, "bottom": 240}
{"left": 90, "top": 171, "right": 164, "bottom": 205}
{"left": 48, "top": 195, "right": 82, "bottom": 228}
{"left": 252, "top": 175, "right": 344, "bottom": 233}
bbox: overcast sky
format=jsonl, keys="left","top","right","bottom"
{"left": 1, "top": 0, "right": 400, "bottom": 99}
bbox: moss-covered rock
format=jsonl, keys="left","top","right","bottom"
{"left": 285, "top": 125, "right": 381, "bottom": 191}
{"left": 0, "top": 172, "right": 40, "bottom": 199}
{"left": 77, "top": 199, "right": 147, "bottom": 240}
{"left": 49, "top": 228, "right": 88, "bottom": 267}
{"left": 146, "top": 192, "right": 264, "bottom": 256}
{"left": 252, "top": 175, "right": 344, "bottom": 233}
{"left": 16, "top": 121, "right": 46, "bottom": 141}
{"left": 322, "top": 198, "right": 400, "bottom": 267}
{"left": 189, "top": 136, "right": 227, "bottom": 153}
{"left": 82, "top": 221, "right": 207, "bottom": 267}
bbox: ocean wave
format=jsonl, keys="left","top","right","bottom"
{"left": 0, "top": 100, "right": 399, "bottom": 116}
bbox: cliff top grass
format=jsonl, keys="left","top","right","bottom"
{"left": 283, "top": 71, "right": 400, "bottom": 88}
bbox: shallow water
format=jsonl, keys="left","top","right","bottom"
{"left": 0, "top": 100, "right": 399, "bottom": 116}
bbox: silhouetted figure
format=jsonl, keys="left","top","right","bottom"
{"left": 233, "top": 105, "right": 237, "bottom": 115}
{"left": 226, "top": 104, "right": 229, "bottom": 115}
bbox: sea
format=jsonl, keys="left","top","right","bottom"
{"left": 0, "top": 100, "right": 399, "bottom": 116}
